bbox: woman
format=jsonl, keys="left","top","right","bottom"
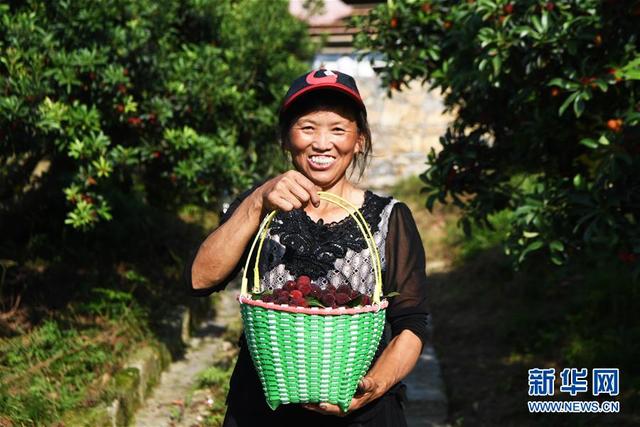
{"left": 186, "top": 69, "right": 428, "bottom": 427}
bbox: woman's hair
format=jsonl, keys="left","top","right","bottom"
{"left": 278, "top": 90, "right": 372, "bottom": 181}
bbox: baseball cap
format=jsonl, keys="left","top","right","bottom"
{"left": 279, "top": 69, "right": 366, "bottom": 117}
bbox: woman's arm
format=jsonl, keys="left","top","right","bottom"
{"left": 190, "top": 192, "right": 263, "bottom": 289}
{"left": 190, "top": 171, "right": 320, "bottom": 290}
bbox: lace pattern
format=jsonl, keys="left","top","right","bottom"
{"left": 257, "top": 191, "right": 398, "bottom": 296}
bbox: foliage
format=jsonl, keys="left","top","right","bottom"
{"left": 354, "top": 0, "right": 640, "bottom": 275}
{"left": 0, "top": 0, "right": 315, "bottom": 231}
{"left": 0, "top": 299, "right": 150, "bottom": 425}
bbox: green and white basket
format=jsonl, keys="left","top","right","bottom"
{"left": 238, "top": 191, "right": 388, "bottom": 412}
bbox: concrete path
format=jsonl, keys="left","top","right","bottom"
{"left": 404, "top": 322, "right": 450, "bottom": 427}
{"left": 134, "top": 291, "right": 238, "bottom": 427}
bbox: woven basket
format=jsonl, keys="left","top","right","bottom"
{"left": 237, "top": 191, "right": 387, "bottom": 412}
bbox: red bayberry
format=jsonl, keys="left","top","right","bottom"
{"left": 607, "top": 118, "right": 623, "bottom": 133}
{"left": 298, "top": 281, "right": 312, "bottom": 296}
{"left": 117, "top": 84, "right": 127, "bottom": 94}
{"left": 361, "top": 295, "right": 371, "bottom": 306}
{"left": 390, "top": 17, "right": 398, "bottom": 28}
{"left": 276, "top": 295, "right": 289, "bottom": 305}
{"left": 86, "top": 176, "right": 97, "bottom": 186}
{"left": 545, "top": 2, "right": 555, "bottom": 11}
{"left": 261, "top": 294, "right": 274, "bottom": 303}
{"left": 443, "top": 20, "right": 452, "bottom": 30}
{"left": 503, "top": 3, "right": 514, "bottom": 14}
{"left": 290, "top": 290, "right": 303, "bottom": 300}
{"left": 284, "top": 280, "right": 297, "bottom": 292}
{"left": 421, "top": 2, "right": 432, "bottom": 13}
{"left": 335, "top": 293, "right": 350, "bottom": 306}
{"left": 550, "top": 87, "right": 560, "bottom": 97}
{"left": 128, "top": 117, "right": 142, "bottom": 126}
{"left": 310, "top": 283, "right": 322, "bottom": 298}
{"left": 290, "top": 297, "right": 308, "bottom": 307}
{"left": 350, "top": 289, "right": 361, "bottom": 299}
{"left": 336, "top": 284, "right": 351, "bottom": 295}
{"left": 321, "top": 292, "right": 336, "bottom": 307}
{"left": 152, "top": 151, "right": 161, "bottom": 159}
{"left": 115, "top": 104, "right": 124, "bottom": 113}
{"left": 296, "top": 275, "right": 311, "bottom": 287}
{"left": 324, "top": 284, "right": 336, "bottom": 294}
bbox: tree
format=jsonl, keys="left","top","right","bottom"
{"left": 0, "top": 0, "right": 315, "bottom": 231}
{"left": 354, "top": 0, "right": 640, "bottom": 274}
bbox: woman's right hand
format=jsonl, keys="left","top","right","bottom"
{"left": 256, "top": 170, "right": 320, "bottom": 212}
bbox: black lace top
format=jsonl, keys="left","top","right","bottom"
{"left": 185, "top": 184, "right": 429, "bottom": 423}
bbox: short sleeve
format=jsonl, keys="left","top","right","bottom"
{"left": 184, "top": 184, "right": 261, "bottom": 297}
{"left": 383, "top": 202, "right": 429, "bottom": 348}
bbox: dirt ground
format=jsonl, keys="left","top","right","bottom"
{"left": 404, "top": 199, "right": 638, "bottom": 427}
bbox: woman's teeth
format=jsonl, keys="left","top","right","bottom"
{"left": 310, "top": 156, "right": 335, "bottom": 165}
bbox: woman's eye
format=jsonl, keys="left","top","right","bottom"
{"left": 333, "top": 128, "right": 345, "bottom": 133}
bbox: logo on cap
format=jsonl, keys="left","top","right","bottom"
{"left": 306, "top": 69, "right": 338, "bottom": 85}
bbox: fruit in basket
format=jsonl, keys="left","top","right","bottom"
{"left": 335, "top": 292, "right": 350, "bottom": 305}
{"left": 283, "top": 280, "right": 297, "bottom": 292}
{"left": 253, "top": 275, "right": 381, "bottom": 308}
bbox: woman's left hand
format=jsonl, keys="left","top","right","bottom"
{"left": 302, "top": 375, "right": 386, "bottom": 417}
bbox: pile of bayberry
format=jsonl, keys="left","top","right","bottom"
{"left": 253, "top": 275, "right": 371, "bottom": 308}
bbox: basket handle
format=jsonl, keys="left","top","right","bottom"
{"left": 240, "top": 191, "right": 383, "bottom": 303}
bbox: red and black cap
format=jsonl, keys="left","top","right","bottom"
{"left": 279, "top": 69, "right": 366, "bottom": 117}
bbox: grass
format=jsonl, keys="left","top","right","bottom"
{"left": 0, "top": 198, "right": 221, "bottom": 425}
{"left": 0, "top": 292, "right": 151, "bottom": 425}
{"left": 389, "top": 177, "right": 640, "bottom": 426}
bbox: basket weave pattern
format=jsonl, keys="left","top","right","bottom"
{"left": 238, "top": 192, "right": 387, "bottom": 412}
{"left": 240, "top": 302, "right": 385, "bottom": 410}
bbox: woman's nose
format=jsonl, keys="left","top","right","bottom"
{"left": 311, "top": 130, "right": 333, "bottom": 150}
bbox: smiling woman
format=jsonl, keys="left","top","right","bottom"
{"left": 186, "top": 69, "right": 429, "bottom": 427}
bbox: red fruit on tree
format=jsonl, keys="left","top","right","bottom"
{"left": 550, "top": 87, "right": 560, "bottom": 97}
{"left": 117, "top": 84, "right": 127, "bottom": 94}
{"left": 390, "top": 17, "right": 398, "bottom": 28}
{"left": 86, "top": 176, "right": 97, "bottom": 186}
{"left": 115, "top": 104, "right": 124, "bottom": 113}
{"left": 152, "top": 151, "right": 161, "bottom": 159}
{"left": 545, "top": 2, "right": 555, "bottom": 11}
{"left": 421, "top": 2, "right": 432, "bottom": 13}
{"left": 127, "top": 117, "right": 142, "bottom": 126}
{"left": 607, "top": 118, "right": 623, "bottom": 133}
{"left": 503, "top": 3, "right": 514, "bottom": 14}
{"left": 443, "top": 20, "right": 453, "bottom": 30}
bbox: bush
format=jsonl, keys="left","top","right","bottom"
{"left": 0, "top": 0, "right": 315, "bottom": 231}
{"left": 354, "top": 0, "right": 640, "bottom": 276}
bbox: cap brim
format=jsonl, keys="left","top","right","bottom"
{"left": 280, "top": 83, "right": 366, "bottom": 115}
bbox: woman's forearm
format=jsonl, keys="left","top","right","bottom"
{"left": 191, "top": 192, "right": 264, "bottom": 289}
{"left": 367, "top": 329, "right": 423, "bottom": 397}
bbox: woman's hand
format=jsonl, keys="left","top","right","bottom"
{"left": 257, "top": 170, "right": 320, "bottom": 212}
{"left": 302, "top": 375, "right": 387, "bottom": 417}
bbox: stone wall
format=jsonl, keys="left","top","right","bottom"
{"left": 313, "top": 55, "right": 452, "bottom": 190}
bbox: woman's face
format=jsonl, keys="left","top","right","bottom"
{"left": 287, "top": 106, "right": 363, "bottom": 189}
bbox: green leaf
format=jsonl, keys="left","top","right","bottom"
{"left": 579, "top": 138, "right": 598, "bottom": 149}
{"left": 559, "top": 92, "right": 579, "bottom": 116}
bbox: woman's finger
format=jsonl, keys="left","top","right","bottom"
{"left": 285, "top": 180, "right": 312, "bottom": 206}
{"left": 292, "top": 172, "right": 320, "bottom": 207}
